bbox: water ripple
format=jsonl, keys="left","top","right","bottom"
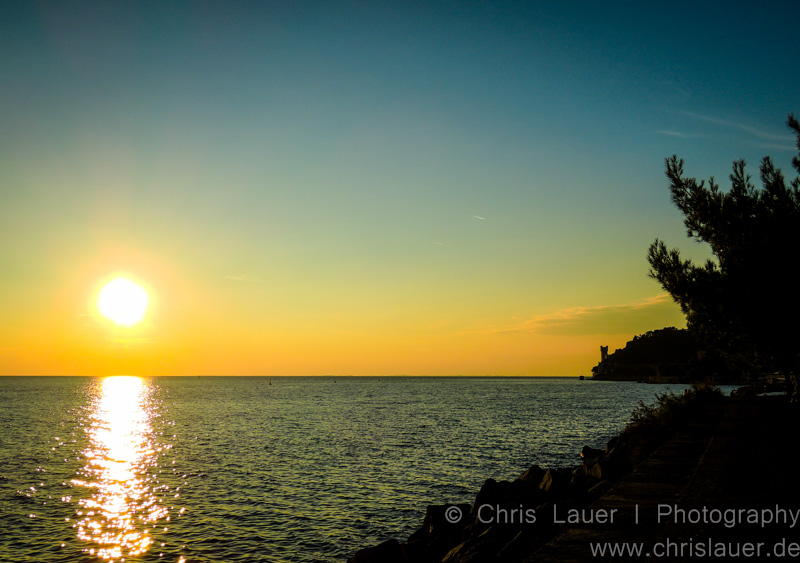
{"left": 0, "top": 376, "right": 699, "bottom": 562}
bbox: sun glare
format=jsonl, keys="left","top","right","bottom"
{"left": 97, "top": 277, "right": 149, "bottom": 327}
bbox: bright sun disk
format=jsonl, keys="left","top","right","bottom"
{"left": 97, "top": 278, "right": 149, "bottom": 327}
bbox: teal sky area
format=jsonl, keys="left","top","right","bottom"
{"left": 1, "top": 1, "right": 798, "bottom": 375}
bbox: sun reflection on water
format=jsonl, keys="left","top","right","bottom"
{"left": 71, "top": 376, "right": 168, "bottom": 561}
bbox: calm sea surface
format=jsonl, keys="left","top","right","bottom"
{"left": 0, "top": 376, "right": 694, "bottom": 562}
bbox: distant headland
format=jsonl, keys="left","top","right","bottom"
{"left": 591, "top": 327, "right": 745, "bottom": 384}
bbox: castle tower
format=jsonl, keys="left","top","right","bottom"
{"left": 600, "top": 345, "right": 608, "bottom": 362}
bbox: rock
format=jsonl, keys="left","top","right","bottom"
{"left": 423, "top": 504, "right": 471, "bottom": 538}
{"left": 539, "top": 468, "right": 572, "bottom": 494}
{"left": 441, "top": 540, "right": 469, "bottom": 562}
{"left": 519, "top": 464, "right": 546, "bottom": 482}
{"left": 348, "top": 538, "right": 405, "bottom": 563}
{"left": 399, "top": 539, "right": 430, "bottom": 561}
{"left": 496, "top": 529, "right": 540, "bottom": 561}
{"left": 406, "top": 525, "right": 427, "bottom": 543}
{"left": 471, "top": 479, "right": 510, "bottom": 517}
{"left": 441, "top": 524, "right": 515, "bottom": 563}
{"left": 506, "top": 478, "right": 547, "bottom": 506}
{"left": 570, "top": 471, "right": 599, "bottom": 490}
{"left": 580, "top": 445, "right": 604, "bottom": 465}
{"left": 587, "top": 479, "right": 614, "bottom": 497}
{"left": 594, "top": 456, "right": 625, "bottom": 480}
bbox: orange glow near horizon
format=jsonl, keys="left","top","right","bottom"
{"left": 0, "top": 243, "right": 685, "bottom": 376}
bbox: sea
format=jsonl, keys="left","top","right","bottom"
{"left": 0, "top": 376, "right": 697, "bottom": 563}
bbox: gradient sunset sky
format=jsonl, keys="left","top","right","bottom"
{"left": 1, "top": 1, "right": 797, "bottom": 376}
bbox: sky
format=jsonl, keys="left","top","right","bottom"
{"left": 1, "top": 1, "right": 798, "bottom": 376}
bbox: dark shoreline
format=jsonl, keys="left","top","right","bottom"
{"left": 347, "top": 388, "right": 798, "bottom": 562}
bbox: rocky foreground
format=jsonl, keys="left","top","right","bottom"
{"left": 347, "top": 389, "right": 799, "bottom": 562}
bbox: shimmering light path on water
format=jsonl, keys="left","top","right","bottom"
{"left": 72, "top": 377, "right": 176, "bottom": 561}
{"left": 0, "top": 377, "right": 697, "bottom": 562}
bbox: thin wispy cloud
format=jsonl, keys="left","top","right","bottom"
{"left": 752, "top": 141, "right": 797, "bottom": 152}
{"left": 681, "top": 111, "right": 794, "bottom": 144}
{"left": 464, "top": 294, "right": 683, "bottom": 337}
{"left": 657, "top": 130, "right": 701, "bottom": 139}
{"left": 471, "top": 215, "right": 486, "bottom": 221}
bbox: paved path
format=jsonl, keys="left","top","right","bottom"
{"left": 524, "top": 396, "right": 798, "bottom": 562}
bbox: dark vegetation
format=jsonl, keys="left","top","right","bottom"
{"left": 591, "top": 327, "right": 741, "bottom": 383}
{"left": 647, "top": 114, "right": 800, "bottom": 399}
{"left": 619, "top": 381, "right": 722, "bottom": 463}
{"left": 592, "top": 327, "right": 705, "bottom": 382}
{"left": 602, "top": 327, "right": 696, "bottom": 365}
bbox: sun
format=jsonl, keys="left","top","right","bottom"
{"left": 97, "top": 277, "right": 150, "bottom": 327}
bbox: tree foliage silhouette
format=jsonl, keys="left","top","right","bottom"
{"left": 648, "top": 114, "right": 800, "bottom": 395}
